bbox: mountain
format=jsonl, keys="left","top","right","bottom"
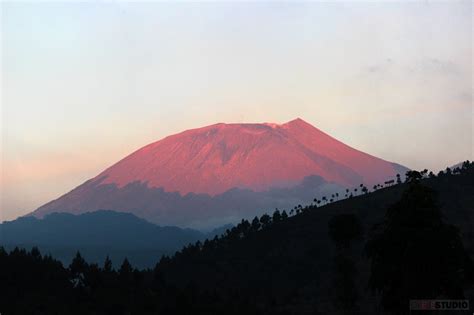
{"left": 0, "top": 210, "right": 225, "bottom": 268}
{"left": 31, "top": 118, "right": 408, "bottom": 228}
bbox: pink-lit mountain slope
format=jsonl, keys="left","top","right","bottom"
{"left": 32, "top": 118, "right": 408, "bottom": 227}
{"left": 93, "top": 118, "right": 404, "bottom": 193}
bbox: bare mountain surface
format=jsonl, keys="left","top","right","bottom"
{"left": 32, "top": 118, "right": 408, "bottom": 228}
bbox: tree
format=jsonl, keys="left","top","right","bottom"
{"left": 31, "top": 247, "right": 41, "bottom": 259}
{"left": 461, "top": 160, "right": 471, "bottom": 170}
{"left": 272, "top": 210, "right": 281, "bottom": 223}
{"left": 396, "top": 173, "right": 402, "bottom": 184}
{"left": 281, "top": 210, "right": 288, "bottom": 220}
{"left": 235, "top": 219, "right": 251, "bottom": 238}
{"left": 103, "top": 255, "right": 113, "bottom": 273}
{"left": 405, "top": 170, "right": 425, "bottom": 183}
{"left": 421, "top": 169, "right": 428, "bottom": 177}
{"left": 366, "top": 181, "right": 471, "bottom": 313}
{"left": 69, "top": 251, "right": 88, "bottom": 288}
{"left": 260, "top": 214, "right": 271, "bottom": 228}
{"left": 119, "top": 258, "right": 133, "bottom": 285}
{"left": 251, "top": 216, "right": 261, "bottom": 231}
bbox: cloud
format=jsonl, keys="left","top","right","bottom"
{"left": 364, "top": 57, "right": 465, "bottom": 77}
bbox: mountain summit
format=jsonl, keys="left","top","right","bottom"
{"left": 32, "top": 118, "right": 408, "bottom": 227}
{"left": 94, "top": 118, "right": 403, "bottom": 194}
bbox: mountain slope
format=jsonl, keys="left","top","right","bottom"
{"left": 32, "top": 118, "right": 408, "bottom": 227}
{"left": 92, "top": 118, "right": 404, "bottom": 194}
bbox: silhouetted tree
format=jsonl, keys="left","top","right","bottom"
{"left": 103, "top": 255, "right": 113, "bottom": 272}
{"left": 69, "top": 251, "right": 88, "bottom": 288}
{"left": 421, "top": 169, "right": 428, "bottom": 177}
{"left": 260, "top": 214, "right": 271, "bottom": 228}
{"left": 396, "top": 173, "right": 401, "bottom": 184}
{"left": 445, "top": 167, "right": 452, "bottom": 175}
{"left": 120, "top": 258, "right": 132, "bottom": 274}
{"left": 366, "top": 181, "right": 471, "bottom": 312}
{"left": 405, "top": 170, "right": 422, "bottom": 183}
{"left": 251, "top": 216, "right": 261, "bottom": 231}
{"left": 361, "top": 186, "right": 368, "bottom": 194}
{"left": 461, "top": 160, "right": 471, "bottom": 170}
{"left": 272, "top": 210, "right": 281, "bottom": 223}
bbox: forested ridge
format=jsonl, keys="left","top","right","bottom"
{"left": 1, "top": 162, "right": 473, "bottom": 314}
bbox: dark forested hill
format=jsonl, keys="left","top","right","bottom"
{"left": 1, "top": 163, "right": 473, "bottom": 314}
{"left": 155, "top": 164, "right": 474, "bottom": 313}
{"left": 0, "top": 211, "right": 225, "bottom": 268}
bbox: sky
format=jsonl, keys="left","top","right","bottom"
{"left": 1, "top": 1, "right": 472, "bottom": 221}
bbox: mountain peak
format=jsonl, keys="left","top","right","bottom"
{"left": 32, "top": 119, "right": 408, "bottom": 226}
{"left": 282, "top": 117, "right": 315, "bottom": 130}
{"left": 285, "top": 117, "right": 306, "bottom": 125}
{"left": 86, "top": 118, "right": 405, "bottom": 195}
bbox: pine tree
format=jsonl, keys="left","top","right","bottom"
{"left": 69, "top": 251, "right": 88, "bottom": 288}
{"left": 103, "top": 255, "right": 113, "bottom": 272}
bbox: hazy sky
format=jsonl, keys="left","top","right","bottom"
{"left": 1, "top": 1, "right": 472, "bottom": 221}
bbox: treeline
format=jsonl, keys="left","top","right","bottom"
{"left": 1, "top": 161, "right": 473, "bottom": 314}
{"left": 171, "top": 161, "right": 473, "bottom": 251}
{"left": 0, "top": 246, "right": 262, "bottom": 314}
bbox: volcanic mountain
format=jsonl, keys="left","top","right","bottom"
{"left": 32, "top": 118, "right": 408, "bottom": 228}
